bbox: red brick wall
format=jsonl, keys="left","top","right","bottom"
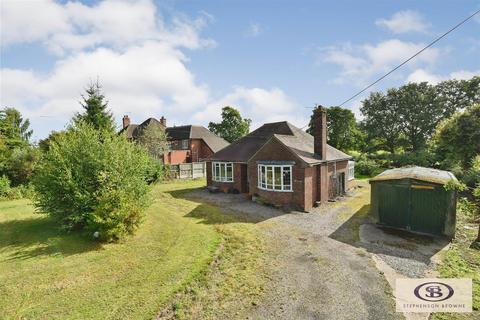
{"left": 247, "top": 139, "right": 307, "bottom": 211}
{"left": 206, "top": 161, "right": 244, "bottom": 193}
{"left": 163, "top": 150, "right": 189, "bottom": 164}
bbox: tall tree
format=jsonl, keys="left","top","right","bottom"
{"left": 0, "top": 107, "right": 32, "bottom": 149}
{"left": 137, "top": 124, "right": 170, "bottom": 160}
{"left": 434, "top": 76, "right": 480, "bottom": 117}
{"left": 360, "top": 91, "right": 403, "bottom": 153}
{"left": 307, "top": 106, "right": 359, "bottom": 152}
{"left": 394, "top": 82, "right": 441, "bottom": 151}
{"left": 433, "top": 104, "right": 480, "bottom": 169}
{"left": 73, "top": 81, "right": 115, "bottom": 132}
{"left": 208, "top": 106, "right": 251, "bottom": 143}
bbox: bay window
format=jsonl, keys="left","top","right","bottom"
{"left": 258, "top": 164, "right": 292, "bottom": 191}
{"left": 212, "top": 162, "right": 233, "bottom": 182}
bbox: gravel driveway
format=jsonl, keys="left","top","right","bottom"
{"left": 190, "top": 182, "right": 405, "bottom": 320}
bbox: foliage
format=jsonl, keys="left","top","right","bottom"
{"left": 38, "top": 130, "right": 66, "bottom": 152}
{"left": 3, "top": 146, "right": 40, "bottom": 186}
{"left": 444, "top": 179, "right": 467, "bottom": 192}
{"left": 434, "top": 76, "right": 480, "bottom": 117}
{"left": 360, "top": 91, "right": 403, "bottom": 153}
{"left": 32, "top": 122, "right": 151, "bottom": 241}
{"left": 461, "top": 155, "right": 480, "bottom": 188}
{"left": 137, "top": 124, "right": 170, "bottom": 160}
{"left": 433, "top": 104, "right": 480, "bottom": 169}
{"left": 307, "top": 106, "right": 360, "bottom": 152}
{"left": 208, "top": 106, "right": 251, "bottom": 143}
{"left": 0, "top": 107, "right": 37, "bottom": 190}
{"left": 361, "top": 77, "right": 479, "bottom": 154}
{"left": 389, "top": 149, "right": 435, "bottom": 168}
{"left": 0, "top": 175, "right": 11, "bottom": 197}
{"left": 0, "top": 107, "right": 32, "bottom": 149}
{"left": 355, "top": 157, "right": 381, "bottom": 176}
{"left": 72, "top": 81, "right": 115, "bottom": 133}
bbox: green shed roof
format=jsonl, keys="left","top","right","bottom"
{"left": 369, "top": 166, "right": 457, "bottom": 185}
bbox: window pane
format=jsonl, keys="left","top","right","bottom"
{"left": 261, "top": 166, "right": 266, "bottom": 184}
{"left": 283, "top": 167, "right": 291, "bottom": 190}
{"left": 266, "top": 167, "right": 273, "bottom": 189}
{"left": 274, "top": 167, "right": 282, "bottom": 190}
{"left": 220, "top": 164, "right": 226, "bottom": 181}
{"left": 226, "top": 164, "right": 233, "bottom": 181}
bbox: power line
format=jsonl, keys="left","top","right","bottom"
{"left": 336, "top": 8, "right": 480, "bottom": 107}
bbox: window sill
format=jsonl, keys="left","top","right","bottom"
{"left": 257, "top": 186, "right": 293, "bottom": 193}
{"left": 212, "top": 180, "right": 234, "bottom": 183}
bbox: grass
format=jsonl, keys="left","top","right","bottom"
{"left": 432, "top": 198, "right": 480, "bottom": 320}
{"left": 0, "top": 179, "right": 266, "bottom": 319}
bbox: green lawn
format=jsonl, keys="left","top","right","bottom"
{"left": 0, "top": 179, "right": 264, "bottom": 319}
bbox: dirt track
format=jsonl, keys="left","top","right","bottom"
{"left": 191, "top": 183, "right": 404, "bottom": 320}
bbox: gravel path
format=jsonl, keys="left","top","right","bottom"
{"left": 190, "top": 183, "right": 403, "bottom": 320}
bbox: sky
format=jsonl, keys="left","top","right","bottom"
{"left": 1, "top": 0, "right": 479, "bottom": 141}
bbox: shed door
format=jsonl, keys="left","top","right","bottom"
{"left": 378, "top": 183, "right": 409, "bottom": 229}
{"left": 410, "top": 185, "right": 445, "bottom": 235}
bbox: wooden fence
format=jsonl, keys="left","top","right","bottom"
{"left": 169, "top": 162, "right": 206, "bottom": 179}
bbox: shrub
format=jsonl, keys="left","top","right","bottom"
{"left": 462, "top": 155, "right": 480, "bottom": 187}
{"left": 144, "top": 158, "right": 164, "bottom": 184}
{"left": 355, "top": 157, "right": 381, "bottom": 176}
{"left": 33, "top": 122, "right": 152, "bottom": 241}
{"left": 390, "top": 150, "right": 435, "bottom": 168}
{"left": 3, "top": 147, "right": 40, "bottom": 186}
{"left": 0, "top": 175, "right": 11, "bottom": 198}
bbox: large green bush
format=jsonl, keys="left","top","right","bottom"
{"left": 0, "top": 175, "right": 11, "bottom": 198}
{"left": 355, "top": 157, "right": 381, "bottom": 176}
{"left": 33, "top": 122, "right": 152, "bottom": 241}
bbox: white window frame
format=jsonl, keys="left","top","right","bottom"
{"left": 181, "top": 139, "right": 189, "bottom": 150}
{"left": 212, "top": 162, "right": 234, "bottom": 182}
{"left": 348, "top": 161, "right": 355, "bottom": 181}
{"left": 257, "top": 164, "right": 292, "bottom": 192}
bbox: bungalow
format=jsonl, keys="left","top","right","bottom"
{"left": 119, "top": 115, "right": 229, "bottom": 164}
{"left": 205, "top": 107, "right": 354, "bottom": 211}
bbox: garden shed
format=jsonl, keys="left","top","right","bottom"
{"left": 369, "top": 166, "right": 457, "bottom": 237}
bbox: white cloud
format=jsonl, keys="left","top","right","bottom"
{"left": 376, "top": 10, "right": 430, "bottom": 34}
{"left": 321, "top": 39, "right": 440, "bottom": 84}
{"left": 1, "top": 0, "right": 215, "bottom": 55}
{"left": 1, "top": 0, "right": 304, "bottom": 139}
{"left": 245, "top": 22, "right": 262, "bottom": 37}
{"left": 407, "top": 68, "right": 480, "bottom": 84}
{"left": 193, "top": 87, "right": 307, "bottom": 130}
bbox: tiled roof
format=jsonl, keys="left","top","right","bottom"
{"left": 208, "top": 121, "right": 352, "bottom": 164}
{"left": 119, "top": 120, "right": 228, "bottom": 153}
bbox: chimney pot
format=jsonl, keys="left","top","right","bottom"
{"left": 160, "top": 116, "right": 167, "bottom": 127}
{"left": 122, "top": 115, "right": 130, "bottom": 129}
{"left": 312, "top": 106, "right": 327, "bottom": 160}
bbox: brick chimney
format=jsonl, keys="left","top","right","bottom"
{"left": 122, "top": 115, "right": 130, "bottom": 128}
{"left": 312, "top": 105, "right": 327, "bottom": 160}
{"left": 160, "top": 116, "right": 167, "bottom": 127}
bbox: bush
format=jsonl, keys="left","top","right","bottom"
{"left": 3, "top": 147, "right": 40, "bottom": 186}
{"left": 33, "top": 122, "right": 152, "bottom": 242}
{"left": 0, "top": 175, "right": 11, "bottom": 198}
{"left": 390, "top": 150, "right": 435, "bottom": 168}
{"left": 355, "top": 157, "right": 381, "bottom": 176}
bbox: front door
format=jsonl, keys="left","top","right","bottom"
{"left": 241, "top": 164, "right": 249, "bottom": 193}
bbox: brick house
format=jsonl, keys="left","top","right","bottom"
{"left": 205, "top": 107, "right": 355, "bottom": 211}
{"left": 119, "top": 116, "right": 229, "bottom": 164}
